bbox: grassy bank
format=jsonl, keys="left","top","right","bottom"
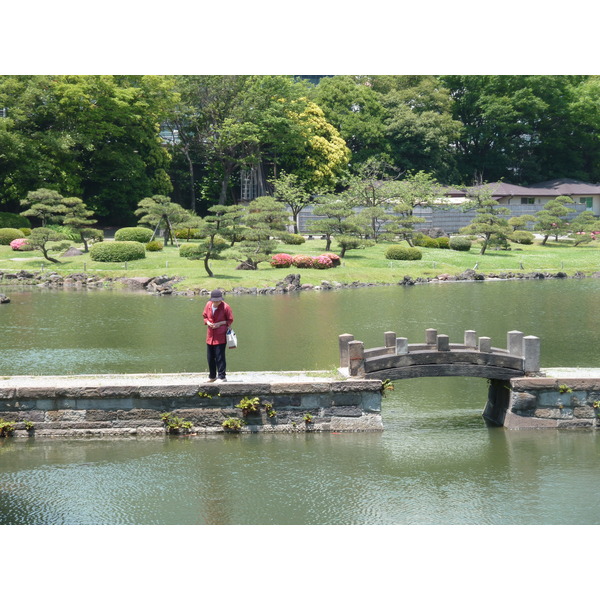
{"left": 1, "top": 237, "right": 599, "bottom": 291}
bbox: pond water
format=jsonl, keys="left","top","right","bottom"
{"left": 0, "top": 279, "right": 599, "bottom": 526}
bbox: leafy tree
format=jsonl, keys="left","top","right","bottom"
{"left": 26, "top": 227, "right": 71, "bottom": 263}
{"left": 440, "top": 75, "right": 588, "bottom": 183}
{"left": 61, "top": 196, "right": 101, "bottom": 252}
{"left": 308, "top": 195, "right": 359, "bottom": 251}
{"left": 271, "top": 172, "right": 315, "bottom": 234}
{"left": 283, "top": 100, "right": 350, "bottom": 192}
{"left": 312, "top": 75, "right": 388, "bottom": 166}
{"left": 172, "top": 76, "right": 289, "bottom": 206}
{"left": 568, "top": 211, "right": 600, "bottom": 246}
{"left": 385, "top": 171, "right": 444, "bottom": 245}
{"left": 372, "top": 76, "right": 462, "bottom": 180}
{"left": 20, "top": 188, "right": 68, "bottom": 227}
{"left": 228, "top": 196, "right": 288, "bottom": 269}
{"left": 135, "top": 195, "right": 196, "bottom": 245}
{"left": 0, "top": 75, "right": 177, "bottom": 222}
{"left": 534, "top": 195, "right": 577, "bottom": 244}
{"left": 508, "top": 215, "right": 535, "bottom": 231}
{"left": 171, "top": 76, "right": 348, "bottom": 208}
{"left": 459, "top": 184, "right": 512, "bottom": 255}
{"left": 341, "top": 158, "right": 404, "bottom": 240}
{"left": 194, "top": 206, "right": 238, "bottom": 277}
{"left": 208, "top": 204, "right": 246, "bottom": 247}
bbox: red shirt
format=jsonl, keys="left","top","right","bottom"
{"left": 203, "top": 301, "right": 234, "bottom": 345}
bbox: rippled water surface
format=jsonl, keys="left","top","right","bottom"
{"left": 1, "top": 280, "right": 599, "bottom": 524}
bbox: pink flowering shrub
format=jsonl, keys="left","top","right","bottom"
{"left": 292, "top": 255, "right": 315, "bottom": 268}
{"left": 270, "top": 253, "right": 294, "bottom": 268}
{"left": 320, "top": 252, "right": 341, "bottom": 267}
{"left": 10, "top": 238, "right": 32, "bottom": 251}
{"left": 313, "top": 255, "right": 334, "bottom": 269}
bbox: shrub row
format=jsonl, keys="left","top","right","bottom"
{"left": 270, "top": 253, "right": 341, "bottom": 269}
{"left": 90, "top": 241, "right": 146, "bottom": 262}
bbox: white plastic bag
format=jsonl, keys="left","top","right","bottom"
{"left": 226, "top": 328, "right": 237, "bottom": 349}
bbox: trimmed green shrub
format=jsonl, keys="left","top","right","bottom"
{"left": 19, "top": 228, "right": 32, "bottom": 237}
{"left": 146, "top": 240, "right": 164, "bottom": 252}
{"left": 0, "top": 228, "right": 25, "bottom": 245}
{"left": 279, "top": 232, "right": 306, "bottom": 245}
{"left": 436, "top": 237, "right": 450, "bottom": 249}
{"left": 114, "top": 227, "right": 153, "bottom": 243}
{"left": 174, "top": 228, "right": 202, "bottom": 240}
{"left": 449, "top": 237, "right": 472, "bottom": 251}
{"left": 510, "top": 230, "right": 535, "bottom": 245}
{"left": 0, "top": 212, "right": 30, "bottom": 229}
{"left": 385, "top": 245, "right": 423, "bottom": 260}
{"left": 90, "top": 241, "right": 146, "bottom": 262}
{"left": 413, "top": 233, "right": 439, "bottom": 248}
{"left": 179, "top": 243, "right": 203, "bottom": 259}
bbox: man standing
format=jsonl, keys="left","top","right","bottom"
{"left": 202, "top": 289, "right": 234, "bottom": 382}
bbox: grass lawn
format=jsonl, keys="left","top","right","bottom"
{"left": 1, "top": 237, "right": 599, "bottom": 292}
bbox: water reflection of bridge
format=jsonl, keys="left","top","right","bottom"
{"left": 339, "top": 328, "right": 541, "bottom": 381}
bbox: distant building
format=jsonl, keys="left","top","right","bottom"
{"left": 451, "top": 179, "right": 600, "bottom": 217}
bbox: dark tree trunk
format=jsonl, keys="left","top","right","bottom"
{"left": 42, "top": 247, "right": 60, "bottom": 263}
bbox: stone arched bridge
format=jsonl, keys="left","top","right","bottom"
{"left": 339, "top": 328, "right": 541, "bottom": 381}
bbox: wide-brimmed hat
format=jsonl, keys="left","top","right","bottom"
{"left": 210, "top": 289, "right": 224, "bottom": 301}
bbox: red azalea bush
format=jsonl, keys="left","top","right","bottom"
{"left": 320, "top": 252, "right": 341, "bottom": 267}
{"left": 270, "top": 253, "right": 294, "bottom": 268}
{"left": 313, "top": 254, "right": 334, "bottom": 269}
{"left": 271, "top": 252, "right": 338, "bottom": 269}
{"left": 10, "top": 238, "right": 32, "bottom": 251}
{"left": 292, "top": 255, "right": 315, "bottom": 268}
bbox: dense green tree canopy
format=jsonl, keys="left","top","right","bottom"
{"left": 0, "top": 75, "right": 177, "bottom": 223}
{"left": 2, "top": 74, "right": 600, "bottom": 226}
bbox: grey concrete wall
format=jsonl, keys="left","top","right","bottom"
{"left": 486, "top": 376, "right": 600, "bottom": 429}
{"left": 0, "top": 375, "right": 383, "bottom": 436}
{"left": 298, "top": 204, "right": 589, "bottom": 235}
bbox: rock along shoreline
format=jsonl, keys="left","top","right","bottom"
{"left": 1, "top": 268, "right": 600, "bottom": 299}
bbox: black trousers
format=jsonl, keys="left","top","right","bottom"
{"left": 207, "top": 343, "right": 227, "bottom": 379}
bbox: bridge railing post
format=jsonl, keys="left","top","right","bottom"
{"left": 437, "top": 334, "right": 450, "bottom": 351}
{"left": 384, "top": 331, "right": 396, "bottom": 351}
{"left": 523, "top": 336, "right": 541, "bottom": 373}
{"left": 507, "top": 330, "right": 524, "bottom": 356}
{"left": 425, "top": 328, "right": 438, "bottom": 345}
{"left": 478, "top": 337, "right": 491, "bottom": 353}
{"left": 348, "top": 340, "right": 365, "bottom": 377}
{"left": 339, "top": 334, "right": 354, "bottom": 368}
{"left": 396, "top": 337, "right": 408, "bottom": 355}
{"left": 464, "top": 330, "right": 477, "bottom": 348}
